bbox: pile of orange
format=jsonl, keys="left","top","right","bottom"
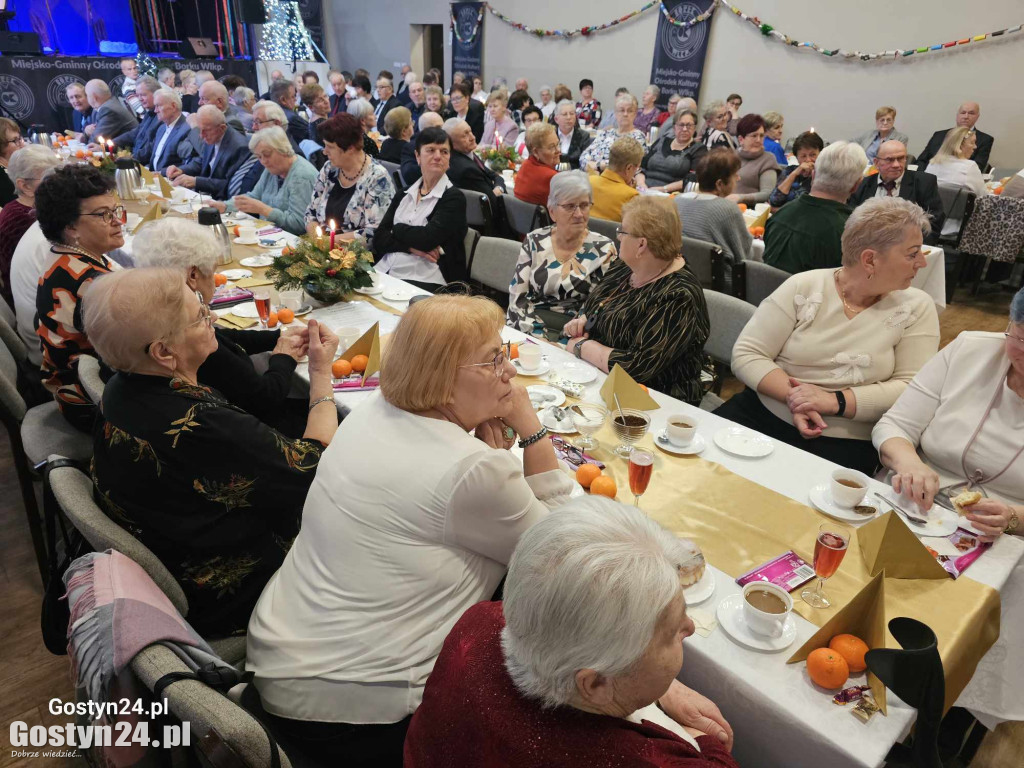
{"left": 749, "top": 225, "right": 765, "bottom": 238}
{"left": 350, "top": 354, "right": 369, "bottom": 373}
{"left": 575, "top": 464, "right": 617, "bottom": 498}
{"left": 332, "top": 358, "right": 353, "bottom": 378}
{"left": 806, "top": 633, "right": 870, "bottom": 690}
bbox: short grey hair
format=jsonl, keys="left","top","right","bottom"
{"left": 249, "top": 125, "right": 294, "bottom": 157}
{"left": 702, "top": 99, "right": 725, "bottom": 122}
{"left": 524, "top": 121, "right": 555, "bottom": 153}
{"left": 539, "top": 85, "right": 552, "bottom": 95}
{"left": 763, "top": 111, "right": 784, "bottom": 130}
{"left": 812, "top": 140, "right": 868, "bottom": 197}
{"left": 644, "top": 84, "right": 661, "bottom": 99}
{"left": 201, "top": 80, "right": 229, "bottom": 104}
{"left": 418, "top": 111, "right": 443, "bottom": 131}
{"left": 132, "top": 218, "right": 222, "bottom": 276}
{"left": 501, "top": 497, "right": 693, "bottom": 708}
{"left": 555, "top": 98, "right": 575, "bottom": 116}
{"left": 195, "top": 70, "right": 215, "bottom": 85}
{"left": 157, "top": 67, "right": 175, "bottom": 84}
{"left": 154, "top": 88, "right": 181, "bottom": 109}
{"left": 841, "top": 197, "right": 931, "bottom": 267}
{"left": 135, "top": 75, "right": 160, "bottom": 94}
{"left": 615, "top": 93, "right": 638, "bottom": 111}
{"left": 547, "top": 170, "right": 592, "bottom": 211}
{"left": 253, "top": 99, "right": 286, "bottom": 125}
{"left": 85, "top": 79, "right": 111, "bottom": 99}
{"left": 232, "top": 86, "right": 255, "bottom": 107}
{"left": 8, "top": 145, "right": 61, "bottom": 183}
{"left": 346, "top": 97, "right": 373, "bottom": 119}
{"left": 65, "top": 82, "right": 85, "bottom": 95}
{"left": 1010, "top": 287, "right": 1024, "bottom": 325}
{"left": 196, "top": 104, "right": 226, "bottom": 126}
{"left": 269, "top": 79, "right": 295, "bottom": 102}
{"left": 442, "top": 117, "right": 467, "bottom": 136}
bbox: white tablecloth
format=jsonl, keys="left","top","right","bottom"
{"left": 293, "top": 280, "right": 1021, "bottom": 768}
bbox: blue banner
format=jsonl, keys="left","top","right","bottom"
{"left": 10, "top": 0, "right": 137, "bottom": 57}
{"left": 450, "top": 2, "right": 484, "bottom": 80}
{"left": 649, "top": 0, "right": 715, "bottom": 106}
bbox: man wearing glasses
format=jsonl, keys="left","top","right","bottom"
{"left": 848, "top": 140, "right": 945, "bottom": 244}
{"left": 251, "top": 101, "right": 301, "bottom": 153}
{"left": 371, "top": 77, "right": 400, "bottom": 133}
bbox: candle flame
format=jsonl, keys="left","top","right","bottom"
{"left": 97, "top": 136, "right": 104, "bottom": 144}
{"left": 809, "top": 127, "right": 816, "bottom": 133}
{"left": 329, "top": 219, "right": 337, "bottom": 230}
{"left": 316, "top": 225, "right": 323, "bottom": 237}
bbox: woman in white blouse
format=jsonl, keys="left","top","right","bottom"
{"left": 872, "top": 288, "right": 1024, "bottom": 540}
{"left": 718, "top": 197, "right": 939, "bottom": 473}
{"left": 246, "top": 294, "right": 571, "bottom": 766}
{"left": 924, "top": 126, "right": 988, "bottom": 237}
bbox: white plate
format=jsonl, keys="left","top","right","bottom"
{"left": 540, "top": 406, "right": 577, "bottom": 434}
{"left": 512, "top": 359, "right": 551, "bottom": 377}
{"left": 655, "top": 431, "right": 705, "bottom": 456}
{"left": 683, "top": 565, "right": 715, "bottom": 605}
{"left": 354, "top": 284, "right": 384, "bottom": 295}
{"left": 875, "top": 493, "right": 960, "bottom": 537}
{"left": 240, "top": 255, "right": 275, "bottom": 268}
{"left": 229, "top": 303, "right": 260, "bottom": 318}
{"left": 219, "top": 268, "right": 252, "bottom": 281}
{"left": 527, "top": 385, "right": 565, "bottom": 410}
{"left": 716, "top": 593, "right": 797, "bottom": 652}
{"left": 382, "top": 288, "right": 413, "bottom": 302}
{"left": 292, "top": 304, "right": 313, "bottom": 317}
{"left": 555, "top": 360, "right": 598, "bottom": 384}
{"left": 808, "top": 484, "right": 879, "bottom": 524}
{"left": 233, "top": 236, "right": 259, "bottom": 245}
{"left": 713, "top": 426, "right": 774, "bottom": 458}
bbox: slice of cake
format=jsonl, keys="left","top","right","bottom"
{"left": 677, "top": 538, "right": 706, "bottom": 588}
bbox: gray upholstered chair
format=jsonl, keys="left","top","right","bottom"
{"left": 460, "top": 188, "right": 493, "bottom": 235}
{"left": 682, "top": 235, "right": 724, "bottom": 290}
{"left": 469, "top": 236, "right": 520, "bottom": 296}
{"left": 0, "top": 305, "right": 24, "bottom": 360}
{"left": 502, "top": 195, "right": 549, "bottom": 239}
{"left": 463, "top": 227, "right": 481, "bottom": 271}
{"left": 732, "top": 260, "right": 791, "bottom": 306}
{"left": 587, "top": 215, "right": 618, "bottom": 243}
{"left": 0, "top": 296, "right": 15, "bottom": 329}
{"left": 702, "top": 288, "right": 755, "bottom": 404}
{"left": 77, "top": 355, "right": 106, "bottom": 411}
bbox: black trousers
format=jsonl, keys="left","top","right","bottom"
{"left": 260, "top": 709, "right": 411, "bottom": 768}
{"left": 714, "top": 389, "right": 880, "bottom": 475}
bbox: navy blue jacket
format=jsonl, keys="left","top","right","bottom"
{"left": 149, "top": 116, "right": 193, "bottom": 174}
{"left": 180, "top": 126, "right": 252, "bottom": 200}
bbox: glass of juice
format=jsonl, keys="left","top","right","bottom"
{"left": 801, "top": 522, "right": 850, "bottom": 608}
{"left": 253, "top": 290, "right": 272, "bottom": 330}
{"left": 628, "top": 449, "right": 654, "bottom": 509}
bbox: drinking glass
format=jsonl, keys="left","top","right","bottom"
{"left": 568, "top": 402, "right": 608, "bottom": 452}
{"left": 253, "top": 290, "right": 272, "bottom": 330}
{"left": 801, "top": 522, "right": 850, "bottom": 608}
{"left": 628, "top": 449, "right": 654, "bottom": 509}
{"left": 610, "top": 408, "right": 650, "bottom": 458}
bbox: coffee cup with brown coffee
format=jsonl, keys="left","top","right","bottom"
{"left": 666, "top": 414, "right": 696, "bottom": 446}
{"left": 830, "top": 469, "right": 869, "bottom": 508}
{"left": 741, "top": 582, "right": 793, "bottom": 637}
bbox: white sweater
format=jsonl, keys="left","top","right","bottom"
{"left": 731, "top": 269, "right": 939, "bottom": 440}
{"left": 872, "top": 331, "right": 1024, "bottom": 505}
{"left": 924, "top": 158, "right": 988, "bottom": 237}
{"left": 246, "top": 391, "right": 573, "bottom": 724}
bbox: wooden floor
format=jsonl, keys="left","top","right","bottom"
{"left": 0, "top": 285, "right": 1019, "bottom": 767}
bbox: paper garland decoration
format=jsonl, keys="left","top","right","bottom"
{"left": 483, "top": 1, "right": 668, "bottom": 40}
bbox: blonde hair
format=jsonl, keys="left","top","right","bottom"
{"left": 384, "top": 106, "right": 412, "bottom": 139}
{"left": 486, "top": 91, "right": 508, "bottom": 108}
{"left": 608, "top": 136, "right": 644, "bottom": 172}
{"left": 299, "top": 82, "right": 324, "bottom": 105}
{"left": 875, "top": 106, "right": 897, "bottom": 120}
{"left": 524, "top": 121, "right": 555, "bottom": 153}
{"left": 763, "top": 111, "right": 784, "bottom": 130}
{"left": 933, "top": 126, "right": 973, "bottom": 164}
{"left": 621, "top": 196, "right": 680, "bottom": 262}
{"left": 841, "top": 197, "right": 931, "bottom": 267}
{"left": 380, "top": 295, "right": 505, "bottom": 412}
{"left": 82, "top": 268, "right": 190, "bottom": 372}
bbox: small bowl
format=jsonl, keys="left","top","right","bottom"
{"left": 611, "top": 408, "right": 651, "bottom": 456}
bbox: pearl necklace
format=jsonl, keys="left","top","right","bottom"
{"left": 53, "top": 243, "right": 104, "bottom": 263}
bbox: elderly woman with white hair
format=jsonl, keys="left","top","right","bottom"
{"left": 346, "top": 97, "right": 381, "bottom": 158}
{"left": 481, "top": 91, "right": 519, "bottom": 149}
{"left": 552, "top": 99, "right": 593, "bottom": 170}
{"left": 718, "top": 197, "right": 940, "bottom": 473}
{"left": 512, "top": 122, "right": 560, "bottom": 206}
{"left": 84, "top": 267, "right": 338, "bottom": 638}
{"left": 579, "top": 94, "right": 647, "bottom": 174}
{"left": 404, "top": 497, "right": 737, "bottom": 767}
{"left": 633, "top": 84, "right": 663, "bottom": 137}
{"left": 700, "top": 100, "right": 735, "bottom": 151}
{"left": 508, "top": 171, "right": 616, "bottom": 336}
{"left": 132, "top": 218, "right": 310, "bottom": 435}
{"left": 203, "top": 126, "right": 317, "bottom": 235}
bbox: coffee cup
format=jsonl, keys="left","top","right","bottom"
{"left": 501, "top": 169, "right": 514, "bottom": 184}
{"left": 666, "top": 414, "right": 696, "bottom": 446}
{"left": 518, "top": 343, "right": 542, "bottom": 372}
{"left": 336, "top": 327, "right": 361, "bottom": 354}
{"left": 741, "top": 582, "right": 793, "bottom": 638}
{"left": 237, "top": 225, "right": 258, "bottom": 241}
{"left": 830, "top": 468, "right": 869, "bottom": 508}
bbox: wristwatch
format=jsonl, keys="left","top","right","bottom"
{"left": 573, "top": 339, "right": 587, "bottom": 359}
{"left": 834, "top": 390, "right": 847, "bottom": 418}
{"left": 1006, "top": 508, "right": 1019, "bottom": 533}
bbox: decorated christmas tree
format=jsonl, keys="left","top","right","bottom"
{"left": 259, "top": 0, "right": 313, "bottom": 61}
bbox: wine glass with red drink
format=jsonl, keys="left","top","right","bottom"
{"left": 628, "top": 449, "right": 654, "bottom": 509}
{"left": 801, "top": 522, "right": 850, "bottom": 608}
{"left": 253, "top": 290, "right": 271, "bottom": 330}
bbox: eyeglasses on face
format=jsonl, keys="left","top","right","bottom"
{"left": 558, "top": 202, "right": 591, "bottom": 214}
{"left": 1005, "top": 325, "right": 1024, "bottom": 345}
{"left": 616, "top": 227, "right": 638, "bottom": 239}
{"left": 81, "top": 205, "right": 127, "bottom": 225}
{"left": 460, "top": 341, "right": 512, "bottom": 377}
{"left": 144, "top": 291, "right": 211, "bottom": 354}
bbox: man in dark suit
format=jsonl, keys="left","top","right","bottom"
{"left": 149, "top": 90, "right": 193, "bottom": 174}
{"left": 406, "top": 82, "right": 426, "bottom": 131}
{"left": 83, "top": 79, "right": 137, "bottom": 144}
{"left": 915, "top": 102, "right": 994, "bottom": 171}
{"left": 395, "top": 65, "right": 412, "bottom": 100}
{"left": 401, "top": 112, "right": 445, "bottom": 185}
{"left": 371, "top": 76, "right": 401, "bottom": 133}
{"left": 552, "top": 99, "right": 593, "bottom": 169}
{"left": 167, "top": 106, "right": 251, "bottom": 200}
{"left": 441, "top": 81, "right": 485, "bottom": 142}
{"left": 270, "top": 79, "right": 310, "bottom": 149}
{"left": 113, "top": 76, "right": 161, "bottom": 166}
{"left": 444, "top": 118, "right": 506, "bottom": 197}
{"left": 64, "top": 82, "right": 94, "bottom": 139}
{"left": 328, "top": 71, "right": 348, "bottom": 116}
{"left": 848, "top": 139, "right": 945, "bottom": 244}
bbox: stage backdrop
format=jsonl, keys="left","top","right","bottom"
{"left": 0, "top": 56, "right": 258, "bottom": 131}
{"left": 10, "top": 0, "right": 137, "bottom": 57}
{"left": 649, "top": 0, "right": 715, "bottom": 105}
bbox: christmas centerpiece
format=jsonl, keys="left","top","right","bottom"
{"left": 477, "top": 143, "right": 521, "bottom": 172}
{"left": 266, "top": 231, "right": 376, "bottom": 304}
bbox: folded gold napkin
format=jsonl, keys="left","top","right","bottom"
{"left": 215, "top": 313, "right": 257, "bottom": 329}
{"left": 140, "top": 165, "right": 155, "bottom": 185}
{"left": 339, "top": 322, "right": 381, "bottom": 384}
{"left": 234, "top": 276, "right": 274, "bottom": 288}
{"left": 599, "top": 363, "right": 658, "bottom": 411}
{"left": 158, "top": 174, "right": 174, "bottom": 198}
{"left": 133, "top": 202, "right": 162, "bottom": 233}
{"left": 858, "top": 511, "right": 948, "bottom": 580}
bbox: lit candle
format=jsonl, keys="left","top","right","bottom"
{"left": 495, "top": 132, "right": 502, "bottom": 149}
{"left": 96, "top": 136, "right": 104, "bottom": 158}
{"left": 809, "top": 126, "right": 816, "bottom": 133}
{"left": 315, "top": 225, "right": 323, "bottom": 248}
{"left": 329, "top": 218, "right": 337, "bottom": 250}
{"left": 107, "top": 140, "right": 114, "bottom": 158}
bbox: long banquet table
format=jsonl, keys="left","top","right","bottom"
{"left": 124, "top": 188, "right": 1021, "bottom": 768}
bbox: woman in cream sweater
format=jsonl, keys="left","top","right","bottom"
{"left": 717, "top": 197, "right": 939, "bottom": 473}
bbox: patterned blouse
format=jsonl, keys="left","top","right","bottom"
{"left": 36, "top": 247, "right": 118, "bottom": 432}
{"left": 578, "top": 259, "right": 711, "bottom": 405}
{"left": 304, "top": 158, "right": 395, "bottom": 246}
{"left": 507, "top": 227, "right": 617, "bottom": 335}
{"left": 91, "top": 373, "right": 325, "bottom": 638}
{"left": 633, "top": 107, "right": 662, "bottom": 137}
{"left": 579, "top": 128, "right": 648, "bottom": 172}
{"left": 576, "top": 99, "right": 603, "bottom": 129}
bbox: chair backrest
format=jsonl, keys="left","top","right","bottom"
{"left": 470, "top": 235, "right": 521, "bottom": 293}
{"left": 0, "top": 297, "right": 15, "bottom": 328}
{"left": 702, "top": 288, "right": 755, "bottom": 366}
{"left": 378, "top": 159, "right": 401, "bottom": 178}
{"left": 0, "top": 340, "right": 27, "bottom": 423}
{"left": 936, "top": 183, "right": 968, "bottom": 221}
{"left": 77, "top": 355, "right": 105, "bottom": 409}
{"left": 131, "top": 644, "right": 292, "bottom": 768}
{"left": 0, "top": 310, "right": 26, "bottom": 364}
{"left": 463, "top": 227, "right": 481, "bottom": 271}
{"left": 460, "top": 188, "right": 493, "bottom": 233}
{"left": 682, "top": 235, "right": 722, "bottom": 289}
{"left": 587, "top": 215, "right": 619, "bottom": 243}
{"left": 733, "top": 260, "right": 791, "bottom": 306}
{"left": 502, "top": 195, "right": 548, "bottom": 239}
{"left": 392, "top": 170, "right": 405, "bottom": 191}
{"left": 48, "top": 461, "right": 189, "bottom": 616}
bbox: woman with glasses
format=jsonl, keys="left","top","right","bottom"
{"left": 873, "top": 285, "right": 1024, "bottom": 540}
{"left": 0, "top": 117, "right": 26, "bottom": 205}
{"left": 635, "top": 107, "right": 707, "bottom": 193}
{"left": 700, "top": 100, "right": 736, "bottom": 151}
{"left": 31, "top": 165, "right": 127, "bottom": 431}
{"left": 508, "top": 171, "right": 616, "bottom": 336}
{"left": 853, "top": 106, "right": 909, "bottom": 165}
{"left": 578, "top": 94, "right": 647, "bottom": 174}
{"left": 246, "top": 294, "right": 571, "bottom": 767}
{"left": 300, "top": 82, "right": 331, "bottom": 140}
{"left": 512, "top": 122, "right": 561, "bottom": 206}
{"left": 83, "top": 267, "right": 338, "bottom": 639}
{"left": 564, "top": 196, "right": 710, "bottom": 405}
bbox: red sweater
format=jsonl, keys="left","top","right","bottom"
{"left": 404, "top": 602, "right": 739, "bottom": 768}
{"left": 0, "top": 199, "right": 35, "bottom": 309}
{"left": 514, "top": 156, "right": 558, "bottom": 207}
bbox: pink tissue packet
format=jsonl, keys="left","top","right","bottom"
{"left": 736, "top": 550, "right": 816, "bottom": 592}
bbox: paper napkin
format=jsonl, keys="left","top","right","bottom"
{"left": 235, "top": 276, "right": 275, "bottom": 289}
{"left": 158, "top": 174, "right": 174, "bottom": 198}
{"left": 857, "top": 511, "right": 948, "bottom": 580}
{"left": 133, "top": 202, "right": 162, "bottom": 233}
{"left": 139, "top": 165, "right": 154, "bottom": 185}
{"left": 215, "top": 313, "right": 257, "bottom": 330}
{"left": 599, "top": 363, "right": 658, "bottom": 411}
{"left": 338, "top": 322, "right": 381, "bottom": 385}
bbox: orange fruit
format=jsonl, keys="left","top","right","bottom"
{"left": 277, "top": 307, "right": 295, "bottom": 324}
{"left": 751, "top": 225, "right": 765, "bottom": 237}
{"left": 267, "top": 311, "right": 278, "bottom": 328}
{"left": 737, "top": 203, "right": 747, "bottom": 212}
{"left": 232, "top": 225, "right": 241, "bottom": 237}
{"left": 829, "top": 634, "right": 869, "bottom": 674}
{"left": 576, "top": 464, "right": 602, "bottom": 489}
{"left": 214, "top": 273, "right": 228, "bottom": 286}
{"left": 75, "top": 149, "right": 86, "bottom": 159}
{"left": 807, "top": 647, "right": 849, "bottom": 690}
{"left": 350, "top": 354, "right": 369, "bottom": 372}
{"left": 509, "top": 342, "right": 519, "bottom": 360}
{"left": 281, "top": 245, "right": 292, "bottom": 256}
{"left": 590, "top": 475, "right": 617, "bottom": 498}
{"left": 332, "top": 358, "right": 353, "bottom": 378}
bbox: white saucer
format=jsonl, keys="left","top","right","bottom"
{"left": 683, "top": 566, "right": 715, "bottom": 605}
{"left": 382, "top": 288, "right": 412, "bottom": 302}
{"left": 354, "top": 284, "right": 384, "bottom": 295}
{"left": 229, "top": 304, "right": 260, "bottom": 318}
{"left": 240, "top": 255, "right": 275, "bottom": 268}
{"left": 540, "top": 406, "right": 577, "bottom": 434}
{"left": 655, "top": 431, "right": 705, "bottom": 456}
{"left": 527, "top": 385, "right": 565, "bottom": 410}
{"left": 233, "top": 236, "right": 259, "bottom": 245}
{"left": 513, "top": 359, "right": 551, "bottom": 377}
{"left": 219, "top": 268, "right": 252, "bottom": 281}
{"left": 716, "top": 593, "right": 797, "bottom": 652}
{"left": 713, "top": 426, "right": 774, "bottom": 458}
{"left": 808, "top": 484, "right": 878, "bottom": 524}
{"left": 875, "top": 493, "right": 960, "bottom": 537}
{"left": 555, "top": 360, "right": 598, "bottom": 384}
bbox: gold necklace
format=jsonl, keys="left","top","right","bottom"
{"left": 834, "top": 268, "right": 872, "bottom": 316}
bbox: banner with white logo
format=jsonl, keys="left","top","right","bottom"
{"left": 649, "top": 0, "right": 716, "bottom": 106}
{"left": 450, "top": 2, "right": 485, "bottom": 80}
